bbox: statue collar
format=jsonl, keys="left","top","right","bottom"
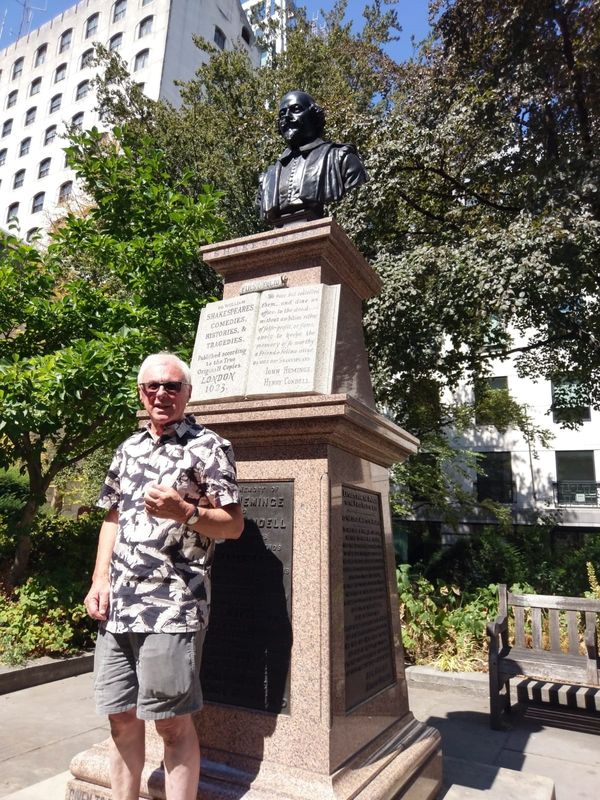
{"left": 279, "top": 138, "right": 328, "bottom": 162}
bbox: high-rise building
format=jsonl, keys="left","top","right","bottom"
{"left": 0, "top": 0, "right": 258, "bottom": 237}
{"left": 241, "top": 0, "right": 294, "bottom": 63}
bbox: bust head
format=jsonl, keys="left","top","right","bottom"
{"left": 277, "top": 90, "right": 325, "bottom": 148}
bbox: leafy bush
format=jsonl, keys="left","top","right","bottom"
{"left": 418, "top": 524, "right": 600, "bottom": 598}
{"left": 0, "top": 578, "right": 87, "bottom": 665}
{"left": 397, "top": 564, "right": 498, "bottom": 671}
{"left": 0, "top": 510, "right": 101, "bottom": 664}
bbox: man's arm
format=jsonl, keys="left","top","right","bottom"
{"left": 84, "top": 507, "right": 118, "bottom": 620}
{"left": 144, "top": 483, "right": 243, "bottom": 540}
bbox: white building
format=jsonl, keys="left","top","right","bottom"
{"left": 0, "top": 0, "right": 258, "bottom": 238}
{"left": 241, "top": 0, "right": 294, "bottom": 62}
{"left": 457, "top": 348, "right": 600, "bottom": 534}
{"left": 413, "top": 333, "right": 600, "bottom": 544}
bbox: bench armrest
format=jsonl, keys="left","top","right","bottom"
{"left": 486, "top": 615, "right": 507, "bottom": 639}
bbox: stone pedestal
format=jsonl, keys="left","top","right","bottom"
{"left": 67, "top": 219, "right": 441, "bottom": 799}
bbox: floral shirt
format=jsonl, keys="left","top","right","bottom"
{"left": 97, "top": 415, "right": 239, "bottom": 634}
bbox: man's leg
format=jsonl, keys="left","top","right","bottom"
{"left": 155, "top": 714, "right": 200, "bottom": 800}
{"left": 108, "top": 708, "right": 146, "bottom": 800}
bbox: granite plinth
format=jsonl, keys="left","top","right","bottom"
{"left": 200, "top": 218, "right": 376, "bottom": 408}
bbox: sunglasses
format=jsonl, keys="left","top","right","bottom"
{"left": 139, "top": 381, "right": 189, "bottom": 395}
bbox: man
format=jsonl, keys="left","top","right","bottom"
{"left": 84, "top": 352, "right": 243, "bottom": 800}
{"left": 258, "top": 89, "right": 367, "bottom": 225}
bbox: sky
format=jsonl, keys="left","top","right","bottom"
{"left": 0, "top": 0, "right": 431, "bottom": 59}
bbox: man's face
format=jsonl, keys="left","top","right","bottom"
{"left": 138, "top": 358, "right": 191, "bottom": 435}
{"left": 278, "top": 92, "right": 319, "bottom": 148}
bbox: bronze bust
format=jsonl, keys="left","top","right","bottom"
{"left": 258, "top": 90, "right": 367, "bottom": 226}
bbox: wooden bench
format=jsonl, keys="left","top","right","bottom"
{"left": 486, "top": 584, "right": 600, "bottom": 729}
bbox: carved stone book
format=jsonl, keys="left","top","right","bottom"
{"left": 190, "top": 283, "right": 341, "bottom": 402}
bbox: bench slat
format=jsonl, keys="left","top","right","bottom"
{"left": 567, "top": 610, "right": 579, "bottom": 655}
{"left": 531, "top": 607, "right": 542, "bottom": 650}
{"left": 514, "top": 606, "right": 525, "bottom": 647}
{"left": 507, "top": 592, "right": 600, "bottom": 613}
{"left": 548, "top": 609, "right": 561, "bottom": 652}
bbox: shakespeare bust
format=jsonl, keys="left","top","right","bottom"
{"left": 258, "top": 90, "right": 367, "bottom": 226}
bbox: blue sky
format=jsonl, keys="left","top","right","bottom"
{"left": 0, "top": 0, "right": 430, "bottom": 58}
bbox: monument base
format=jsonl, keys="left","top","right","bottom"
{"left": 67, "top": 712, "right": 440, "bottom": 800}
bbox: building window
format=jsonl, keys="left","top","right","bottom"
{"left": 214, "top": 26, "right": 226, "bottom": 49}
{"left": 7, "top": 202, "right": 19, "bottom": 222}
{"left": 58, "top": 181, "right": 73, "bottom": 203}
{"left": 133, "top": 49, "right": 149, "bottom": 71}
{"left": 26, "top": 227, "right": 39, "bottom": 242}
{"left": 241, "top": 26, "right": 251, "bottom": 45}
{"left": 34, "top": 44, "right": 47, "bottom": 67}
{"left": 6, "top": 90, "right": 17, "bottom": 108}
{"left": 13, "top": 169, "right": 25, "bottom": 189}
{"left": 0, "top": 148, "right": 6, "bottom": 166}
{"left": 138, "top": 15, "right": 153, "bottom": 37}
{"left": 19, "top": 137, "right": 31, "bottom": 156}
{"left": 31, "top": 192, "right": 45, "bottom": 214}
{"left": 50, "top": 94, "right": 62, "bottom": 113}
{"left": 59, "top": 29, "right": 72, "bottom": 53}
{"left": 44, "top": 125, "right": 57, "bottom": 145}
{"left": 476, "top": 451, "right": 513, "bottom": 504}
{"left": 38, "top": 158, "right": 51, "bottom": 178}
{"left": 71, "top": 112, "right": 84, "bottom": 129}
{"left": 76, "top": 80, "right": 90, "bottom": 101}
{"left": 109, "top": 32, "right": 123, "bottom": 51}
{"left": 30, "top": 77, "right": 42, "bottom": 96}
{"left": 81, "top": 48, "right": 95, "bottom": 68}
{"left": 555, "top": 451, "right": 597, "bottom": 506}
{"left": 25, "top": 107, "right": 37, "bottom": 126}
{"left": 113, "top": 0, "right": 127, "bottom": 22}
{"left": 54, "top": 63, "right": 67, "bottom": 83}
{"left": 551, "top": 379, "right": 591, "bottom": 425}
{"left": 474, "top": 375, "right": 509, "bottom": 426}
{"left": 85, "top": 13, "right": 100, "bottom": 38}
{"left": 2, "top": 119, "right": 12, "bottom": 137}
{"left": 142, "top": 0, "right": 153, "bottom": 5}
{"left": 11, "top": 58, "right": 24, "bottom": 80}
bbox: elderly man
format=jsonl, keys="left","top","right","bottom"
{"left": 84, "top": 352, "right": 243, "bottom": 800}
{"left": 258, "top": 89, "right": 367, "bottom": 225}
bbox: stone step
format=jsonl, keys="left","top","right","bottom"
{"left": 442, "top": 757, "right": 555, "bottom": 800}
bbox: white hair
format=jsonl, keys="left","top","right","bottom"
{"left": 137, "top": 352, "right": 192, "bottom": 384}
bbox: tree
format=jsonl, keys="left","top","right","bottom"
{"left": 0, "top": 125, "right": 224, "bottom": 587}
{"left": 77, "top": 0, "right": 599, "bottom": 520}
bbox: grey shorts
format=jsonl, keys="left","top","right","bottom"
{"left": 94, "top": 628, "right": 206, "bottom": 720}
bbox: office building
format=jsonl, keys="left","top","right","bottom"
{"left": 0, "top": 0, "right": 258, "bottom": 237}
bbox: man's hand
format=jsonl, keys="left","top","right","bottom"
{"left": 84, "top": 578, "right": 110, "bottom": 621}
{"left": 144, "top": 483, "right": 191, "bottom": 523}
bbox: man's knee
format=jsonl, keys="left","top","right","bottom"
{"left": 109, "top": 708, "right": 141, "bottom": 740}
{"left": 154, "top": 714, "right": 194, "bottom": 747}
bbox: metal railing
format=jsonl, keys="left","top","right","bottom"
{"left": 553, "top": 481, "right": 600, "bottom": 506}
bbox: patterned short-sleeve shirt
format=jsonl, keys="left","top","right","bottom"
{"left": 97, "top": 415, "right": 240, "bottom": 634}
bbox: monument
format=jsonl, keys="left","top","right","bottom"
{"left": 67, "top": 93, "right": 441, "bottom": 799}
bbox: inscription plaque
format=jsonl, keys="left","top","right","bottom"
{"left": 342, "top": 485, "right": 395, "bottom": 711}
{"left": 190, "top": 284, "right": 340, "bottom": 402}
{"left": 201, "top": 481, "right": 293, "bottom": 714}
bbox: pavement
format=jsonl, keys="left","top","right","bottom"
{"left": 1, "top": 666, "right": 600, "bottom": 799}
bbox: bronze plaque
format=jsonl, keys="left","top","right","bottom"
{"left": 201, "top": 481, "right": 293, "bottom": 714}
{"left": 342, "top": 484, "right": 395, "bottom": 711}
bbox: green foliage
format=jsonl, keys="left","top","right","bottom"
{"left": 0, "top": 579, "right": 85, "bottom": 665}
{"left": 0, "top": 511, "right": 100, "bottom": 664}
{"left": 397, "top": 564, "right": 497, "bottom": 670}
{"left": 0, "top": 124, "right": 224, "bottom": 585}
